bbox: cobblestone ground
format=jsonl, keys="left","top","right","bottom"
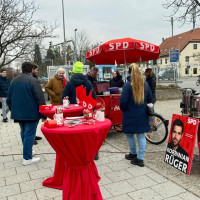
{"left": 1, "top": 99, "right": 200, "bottom": 199}
{"left": 105, "top": 98, "right": 200, "bottom": 197}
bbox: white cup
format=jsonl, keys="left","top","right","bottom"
{"left": 53, "top": 113, "right": 63, "bottom": 121}
{"left": 96, "top": 110, "right": 105, "bottom": 121}
{"left": 63, "top": 99, "right": 70, "bottom": 107}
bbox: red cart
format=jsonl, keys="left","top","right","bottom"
{"left": 96, "top": 94, "right": 122, "bottom": 131}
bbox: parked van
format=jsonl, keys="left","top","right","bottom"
{"left": 158, "top": 70, "right": 176, "bottom": 80}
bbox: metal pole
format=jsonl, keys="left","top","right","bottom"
{"left": 74, "top": 29, "right": 77, "bottom": 62}
{"left": 62, "top": 0, "right": 67, "bottom": 65}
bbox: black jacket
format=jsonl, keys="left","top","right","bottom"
{"left": 146, "top": 74, "right": 156, "bottom": 103}
{"left": 109, "top": 76, "right": 124, "bottom": 88}
{"left": 7, "top": 73, "right": 46, "bottom": 120}
{"left": 0, "top": 75, "right": 10, "bottom": 97}
{"left": 62, "top": 73, "right": 96, "bottom": 104}
{"left": 87, "top": 72, "right": 97, "bottom": 86}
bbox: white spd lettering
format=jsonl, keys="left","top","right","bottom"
{"left": 140, "top": 42, "right": 155, "bottom": 52}
{"left": 187, "top": 118, "right": 197, "bottom": 125}
{"left": 109, "top": 43, "right": 114, "bottom": 50}
{"left": 109, "top": 42, "right": 129, "bottom": 50}
{"left": 114, "top": 105, "right": 120, "bottom": 111}
{"left": 89, "top": 47, "right": 100, "bottom": 56}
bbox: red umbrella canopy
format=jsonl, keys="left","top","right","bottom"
{"left": 86, "top": 37, "right": 160, "bottom": 65}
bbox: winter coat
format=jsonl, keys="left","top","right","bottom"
{"left": 0, "top": 75, "right": 10, "bottom": 97}
{"left": 7, "top": 73, "right": 46, "bottom": 121}
{"left": 120, "top": 82, "right": 152, "bottom": 134}
{"left": 45, "top": 76, "right": 65, "bottom": 105}
{"left": 62, "top": 73, "right": 96, "bottom": 104}
{"left": 146, "top": 73, "right": 156, "bottom": 103}
{"left": 109, "top": 76, "right": 124, "bottom": 88}
{"left": 87, "top": 72, "right": 97, "bottom": 86}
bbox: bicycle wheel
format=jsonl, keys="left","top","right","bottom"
{"left": 196, "top": 80, "right": 200, "bottom": 86}
{"left": 145, "top": 113, "right": 168, "bottom": 145}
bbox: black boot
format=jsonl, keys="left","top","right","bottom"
{"left": 125, "top": 153, "right": 137, "bottom": 160}
{"left": 131, "top": 158, "right": 144, "bottom": 167}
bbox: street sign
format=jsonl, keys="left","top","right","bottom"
{"left": 170, "top": 50, "right": 179, "bottom": 63}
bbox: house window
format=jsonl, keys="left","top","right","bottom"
{"left": 160, "top": 59, "right": 162, "bottom": 64}
{"left": 165, "top": 59, "right": 167, "bottom": 64}
{"left": 193, "top": 44, "right": 197, "bottom": 49}
{"left": 193, "top": 68, "right": 197, "bottom": 74}
{"left": 185, "top": 56, "right": 189, "bottom": 62}
{"left": 185, "top": 68, "right": 189, "bottom": 74}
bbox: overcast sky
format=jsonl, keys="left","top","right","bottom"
{"left": 34, "top": 0, "right": 196, "bottom": 47}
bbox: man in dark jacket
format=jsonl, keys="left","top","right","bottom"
{"left": 0, "top": 69, "right": 10, "bottom": 122}
{"left": 87, "top": 67, "right": 98, "bottom": 86}
{"left": 62, "top": 61, "right": 96, "bottom": 103}
{"left": 109, "top": 71, "right": 124, "bottom": 88}
{"left": 31, "top": 64, "right": 43, "bottom": 144}
{"left": 7, "top": 62, "right": 46, "bottom": 166}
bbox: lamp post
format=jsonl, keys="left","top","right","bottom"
{"left": 74, "top": 29, "right": 77, "bottom": 62}
{"left": 62, "top": 0, "right": 67, "bottom": 65}
{"left": 178, "top": 36, "right": 182, "bottom": 78}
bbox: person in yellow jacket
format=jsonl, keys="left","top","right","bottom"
{"left": 45, "top": 68, "right": 67, "bottom": 105}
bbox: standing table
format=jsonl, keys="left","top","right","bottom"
{"left": 41, "top": 119, "right": 111, "bottom": 200}
{"left": 39, "top": 104, "right": 84, "bottom": 119}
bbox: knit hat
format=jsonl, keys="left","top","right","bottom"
{"left": 73, "top": 61, "right": 83, "bottom": 73}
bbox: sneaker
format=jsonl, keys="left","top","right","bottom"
{"left": 94, "top": 153, "right": 99, "bottom": 160}
{"left": 35, "top": 136, "right": 42, "bottom": 140}
{"left": 2, "top": 118, "right": 8, "bottom": 122}
{"left": 125, "top": 153, "right": 137, "bottom": 160}
{"left": 23, "top": 157, "right": 40, "bottom": 165}
{"left": 33, "top": 140, "right": 38, "bottom": 145}
{"left": 131, "top": 158, "right": 144, "bottom": 167}
{"left": 32, "top": 151, "right": 35, "bottom": 156}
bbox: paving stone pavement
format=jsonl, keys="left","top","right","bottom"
{"left": 1, "top": 99, "right": 200, "bottom": 200}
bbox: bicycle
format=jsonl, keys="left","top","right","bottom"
{"left": 145, "top": 113, "right": 169, "bottom": 145}
{"left": 196, "top": 76, "right": 200, "bottom": 86}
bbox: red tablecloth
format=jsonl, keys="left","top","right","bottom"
{"left": 40, "top": 104, "right": 84, "bottom": 119}
{"left": 41, "top": 119, "right": 112, "bottom": 200}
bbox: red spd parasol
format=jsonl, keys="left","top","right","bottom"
{"left": 86, "top": 37, "right": 160, "bottom": 65}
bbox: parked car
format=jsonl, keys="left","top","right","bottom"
{"left": 158, "top": 70, "right": 176, "bottom": 80}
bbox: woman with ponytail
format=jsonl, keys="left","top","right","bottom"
{"left": 120, "top": 63, "right": 152, "bottom": 167}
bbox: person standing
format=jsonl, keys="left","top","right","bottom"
{"left": 7, "top": 62, "right": 47, "bottom": 165}
{"left": 62, "top": 61, "right": 96, "bottom": 104}
{"left": 45, "top": 68, "right": 67, "bottom": 105}
{"left": 0, "top": 69, "right": 10, "bottom": 122}
{"left": 145, "top": 68, "right": 156, "bottom": 104}
{"left": 109, "top": 70, "right": 124, "bottom": 87}
{"left": 31, "top": 64, "right": 42, "bottom": 144}
{"left": 62, "top": 62, "right": 98, "bottom": 160}
{"left": 120, "top": 63, "right": 152, "bottom": 167}
{"left": 87, "top": 66, "right": 99, "bottom": 86}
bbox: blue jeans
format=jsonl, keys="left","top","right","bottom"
{"left": 126, "top": 133, "right": 146, "bottom": 160}
{"left": 19, "top": 120, "right": 39, "bottom": 160}
{"left": 1, "top": 97, "right": 9, "bottom": 119}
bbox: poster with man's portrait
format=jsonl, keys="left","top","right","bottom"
{"left": 164, "top": 114, "right": 199, "bottom": 174}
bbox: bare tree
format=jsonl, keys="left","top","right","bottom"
{"left": 0, "top": 0, "right": 56, "bottom": 68}
{"left": 75, "top": 29, "right": 91, "bottom": 63}
{"left": 162, "top": 0, "right": 200, "bottom": 26}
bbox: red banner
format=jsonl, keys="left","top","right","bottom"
{"left": 164, "top": 114, "right": 199, "bottom": 174}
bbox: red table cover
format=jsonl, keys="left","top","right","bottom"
{"left": 41, "top": 119, "right": 112, "bottom": 200}
{"left": 39, "top": 104, "right": 84, "bottom": 119}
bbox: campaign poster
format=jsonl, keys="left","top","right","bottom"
{"left": 164, "top": 114, "right": 199, "bottom": 174}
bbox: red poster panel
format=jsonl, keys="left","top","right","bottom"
{"left": 164, "top": 114, "right": 199, "bottom": 174}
